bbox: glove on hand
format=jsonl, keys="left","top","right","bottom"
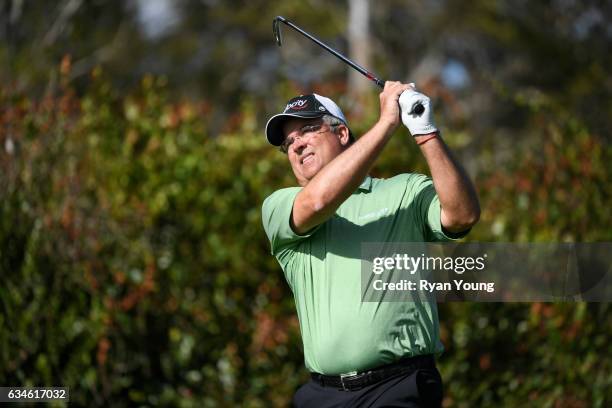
{"left": 399, "top": 84, "right": 438, "bottom": 136}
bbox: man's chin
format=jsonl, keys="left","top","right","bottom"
{"left": 294, "top": 168, "right": 321, "bottom": 185}
{"left": 303, "top": 164, "right": 322, "bottom": 179}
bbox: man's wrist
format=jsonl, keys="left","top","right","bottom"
{"left": 414, "top": 131, "right": 439, "bottom": 145}
{"left": 373, "top": 119, "right": 398, "bottom": 138}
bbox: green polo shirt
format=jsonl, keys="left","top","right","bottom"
{"left": 262, "top": 174, "right": 465, "bottom": 375}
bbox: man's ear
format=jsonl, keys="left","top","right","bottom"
{"left": 337, "top": 125, "right": 351, "bottom": 147}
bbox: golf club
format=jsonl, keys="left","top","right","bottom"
{"left": 273, "top": 15, "right": 425, "bottom": 115}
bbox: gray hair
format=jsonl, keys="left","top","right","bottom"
{"left": 322, "top": 114, "right": 344, "bottom": 128}
{"left": 322, "top": 114, "right": 354, "bottom": 144}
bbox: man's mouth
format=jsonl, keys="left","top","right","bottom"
{"left": 301, "top": 153, "right": 315, "bottom": 165}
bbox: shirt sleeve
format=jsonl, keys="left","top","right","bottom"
{"left": 261, "top": 187, "right": 321, "bottom": 255}
{"left": 403, "top": 174, "right": 469, "bottom": 242}
{"left": 426, "top": 194, "right": 470, "bottom": 241}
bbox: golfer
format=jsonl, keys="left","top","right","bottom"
{"left": 261, "top": 81, "right": 480, "bottom": 407}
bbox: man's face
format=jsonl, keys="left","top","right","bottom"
{"left": 281, "top": 117, "right": 346, "bottom": 186}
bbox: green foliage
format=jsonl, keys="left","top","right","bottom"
{"left": 1, "top": 72, "right": 300, "bottom": 406}
{"left": 1, "top": 68, "right": 610, "bottom": 408}
{"left": 2, "top": 1, "right": 610, "bottom": 406}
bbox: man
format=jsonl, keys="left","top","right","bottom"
{"left": 261, "top": 82, "right": 480, "bottom": 407}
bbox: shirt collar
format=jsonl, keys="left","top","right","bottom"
{"left": 357, "top": 176, "right": 373, "bottom": 192}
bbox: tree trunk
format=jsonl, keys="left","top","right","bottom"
{"left": 347, "top": 0, "right": 371, "bottom": 99}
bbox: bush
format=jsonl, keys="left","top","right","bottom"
{"left": 1, "top": 72, "right": 610, "bottom": 407}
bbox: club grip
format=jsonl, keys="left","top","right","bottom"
{"left": 411, "top": 103, "right": 425, "bottom": 115}
{"left": 378, "top": 79, "right": 424, "bottom": 115}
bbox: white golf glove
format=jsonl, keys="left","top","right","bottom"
{"left": 399, "top": 84, "right": 438, "bottom": 136}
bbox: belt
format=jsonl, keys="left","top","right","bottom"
{"left": 310, "top": 354, "right": 435, "bottom": 391}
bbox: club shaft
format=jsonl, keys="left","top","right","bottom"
{"left": 274, "top": 16, "right": 425, "bottom": 115}
{"left": 278, "top": 17, "right": 384, "bottom": 88}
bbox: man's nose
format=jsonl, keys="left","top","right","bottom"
{"left": 292, "top": 135, "right": 308, "bottom": 152}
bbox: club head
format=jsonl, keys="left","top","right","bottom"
{"left": 273, "top": 16, "right": 285, "bottom": 46}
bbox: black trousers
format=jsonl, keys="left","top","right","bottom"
{"left": 293, "top": 367, "right": 443, "bottom": 408}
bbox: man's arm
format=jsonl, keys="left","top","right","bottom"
{"left": 292, "top": 82, "right": 409, "bottom": 234}
{"left": 398, "top": 85, "right": 480, "bottom": 233}
{"left": 418, "top": 134, "right": 480, "bottom": 233}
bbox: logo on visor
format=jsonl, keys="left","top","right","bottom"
{"left": 285, "top": 99, "right": 309, "bottom": 111}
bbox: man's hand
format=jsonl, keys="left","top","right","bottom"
{"left": 378, "top": 81, "right": 412, "bottom": 132}
{"left": 399, "top": 85, "right": 438, "bottom": 136}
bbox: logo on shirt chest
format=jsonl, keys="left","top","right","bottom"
{"left": 358, "top": 207, "right": 389, "bottom": 221}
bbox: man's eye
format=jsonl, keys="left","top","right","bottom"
{"left": 282, "top": 137, "right": 294, "bottom": 149}
{"left": 301, "top": 125, "right": 320, "bottom": 133}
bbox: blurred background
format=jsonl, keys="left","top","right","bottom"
{"left": 1, "top": 0, "right": 610, "bottom": 406}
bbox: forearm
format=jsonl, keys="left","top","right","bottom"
{"left": 293, "top": 121, "right": 394, "bottom": 232}
{"left": 419, "top": 134, "right": 480, "bottom": 232}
